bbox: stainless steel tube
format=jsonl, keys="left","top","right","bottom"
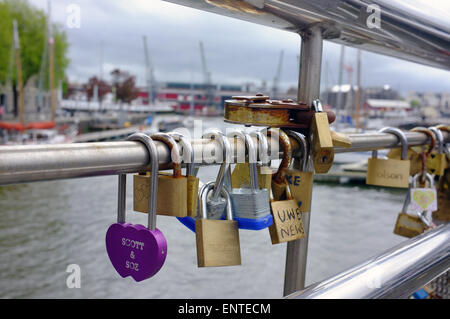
{"left": 163, "top": 0, "right": 450, "bottom": 70}
{"left": 0, "top": 131, "right": 448, "bottom": 185}
{"left": 284, "top": 26, "right": 323, "bottom": 296}
{"left": 287, "top": 223, "right": 450, "bottom": 299}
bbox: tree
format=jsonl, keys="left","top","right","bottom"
{"left": 0, "top": 0, "right": 69, "bottom": 87}
{"left": 110, "top": 69, "right": 139, "bottom": 104}
{"left": 82, "top": 76, "right": 111, "bottom": 102}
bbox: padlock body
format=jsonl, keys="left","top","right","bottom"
{"left": 187, "top": 175, "right": 200, "bottom": 217}
{"left": 407, "top": 188, "right": 437, "bottom": 214}
{"left": 195, "top": 219, "right": 241, "bottom": 267}
{"left": 231, "top": 162, "right": 272, "bottom": 192}
{"left": 269, "top": 199, "right": 305, "bottom": 244}
{"left": 134, "top": 173, "right": 188, "bottom": 217}
{"left": 387, "top": 148, "right": 421, "bottom": 176}
{"left": 366, "top": 158, "right": 410, "bottom": 188}
{"left": 230, "top": 188, "right": 271, "bottom": 219}
{"left": 105, "top": 223, "right": 167, "bottom": 281}
{"left": 283, "top": 168, "right": 314, "bottom": 212}
{"left": 311, "top": 112, "right": 334, "bottom": 174}
{"left": 427, "top": 153, "right": 446, "bottom": 176}
{"left": 393, "top": 213, "right": 426, "bottom": 238}
{"left": 432, "top": 187, "right": 450, "bottom": 222}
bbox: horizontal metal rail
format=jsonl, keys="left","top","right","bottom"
{"left": 0, "top": 130, "right": 448, "bottom": 185}
{"left": 287, "top": 223, "right": 450, "bottom": 299}
{"left": 164, "top": 0, "right": 450, "bottom": 70}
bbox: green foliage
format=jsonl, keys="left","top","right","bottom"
{"left": 0, "top": 0, "right": 69, "bottom": 87}
{"left": 410, "top": 99, "right": 421, "bottom": 108}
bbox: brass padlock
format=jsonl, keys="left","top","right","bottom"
{"left": 266, "top": 129, "right": 305, "bottom": 244}
{"left": 394, "top": 174, "right": 435, "bottom": 238}
{"left": 433, "top": 168, "right": 450, "bottom": 222}
{"left": 427, "top": 127, "right": 447, "bottom": 176}
{"left": 393, "top": 179, "right": 425, "bottom": 238}
{"left": 310, "top": 99, "right": 334, "bottom": 174}
{"left": 269, "top": 183, "right": 305, "bottom": 245}
{"left": 283, "top": 130, "right": 314, "bottom": 213}
{"left": 366, "top": 127, "right": 410, "bottom": 188}
{"left": 169, "top": 132, "right": 199, "bottom": 217}
{"left": 133, "top": 133, "right": 188, "bottom": 217}
{"left": 196, "top": 181, "right": 241, "bottom": 267}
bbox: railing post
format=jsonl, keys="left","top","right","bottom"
{"left": 283, "top": 26, "right": 323, "bottom": 296}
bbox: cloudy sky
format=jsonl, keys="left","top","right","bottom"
{"left": 28, "top": 0, "right": 450, "bottom": 95}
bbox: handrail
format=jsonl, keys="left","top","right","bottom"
{"left": 287, "top": 223, "right": 450, "bottom": 299}
{"left": 0, "top": 130, "right": 448, "bottom": 185}
{"left": 163, "top": 0, "right": 450, "bottom": 70}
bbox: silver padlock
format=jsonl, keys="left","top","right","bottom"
{"left": 227, "top": 129, "right": 271, "bottom": 219}
{"left": 203, "top": 129, "right": 232, "bottom": 219}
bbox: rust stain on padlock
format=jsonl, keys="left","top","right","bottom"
{"left": 224, "top": 94, "right": 310, "bottom": 128}
{"left": 151, "top": 134, "right": 182, "bottom": 178}
{"left": 267, "top": 129, "right": 292, "bottom": 185}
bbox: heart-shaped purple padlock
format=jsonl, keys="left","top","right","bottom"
{"left": 106, "top": 133, "right": 167, "bottom": 282}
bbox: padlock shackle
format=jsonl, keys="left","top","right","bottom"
{"left": 410, "top": 127, "right": 436, "bottom": 157}
{"left": 267, "top": 128, "right": 292, "bottom": 185}
{"left": 117, "top": 173, "right": 127, "bottom": 223}
{"left": 401, "top": 179, "right": 412, "bottom": 214}
{"left": 203, "top": 129, "right": 232, "bottom": 202}
{"left": 168, "top": 132, "right": 195, "bottom": 176}
{"left": 372, "top": 127, "right": 408, "bottom": 160}
{"left": 250, "top": 130, "right": 270, "bottom": 165}
{"left": 127, "top": 133, "right": 159, "bottom": 231}
{"left": 151, "top": 133, "right": 182, "bottom": 178}
{"left": 200, "top": 181, "right": 233, "bottom": 221}
{"left": 428, "top": 126, "right": 444, "bottom": 154}
{"left": 227, "top": 129, "right": 259, "bottom": 192}
{"left": 286, "top": 130, "right": 309, "bottom": 171}
{"left": 412, "top": 172, "right": 434, "bottom": 188}
{"left": 312, "top": 99, "right": 323, "bottom": 112}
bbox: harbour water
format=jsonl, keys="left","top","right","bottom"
{"left": 0, "top": 118, "right": 408, "bottom": 298}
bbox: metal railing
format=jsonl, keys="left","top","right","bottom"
{"left": 0, "top": 130, "right": 448, "bottom": 185}
{"left": 287, "top": 223, "right": 450, "bottom": 299}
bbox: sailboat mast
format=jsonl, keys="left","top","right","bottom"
{"left": 355, "top": 49, "right": 362, "bottom": 129}
{"left": 13, "top": 20, "right": 25, "bottom": 126}
{"left": 48, "top": 0, "right": 55, "bottom": 122}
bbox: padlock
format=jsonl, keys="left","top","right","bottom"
{"left": 427, "top": 127, "right": 447, "bottom": 176}
{"left": 393, "top": 178, "right": 427, "bottom": 238}
{"left": 407, "top": 172, "right": 437, "bottom": 215}
{"left": 410, "top": 127, "right": 436, "bottom": 176}
{"left": 283, "top": 130, "right": 314, "bottom": 212}
{"left": 366, "top": 127, "right": 410, "bottom": 188}
{"left": 228, "top": 129, "right": 271, "bottom": 219}
{"left": 133, "top": 133, "right": 188, "bottom": 217}
{"left": 176, "top": 130, "right": 232, "bottom": 232}
{"left": 195, "top": 181, "right": 241, "bottom": 267}
{"left": 433, "top": 169, "right": 450, "bottom": 222}
{"left": 266, "top": 128, "right": 305, "bottom": 244}
{"left": 310, "top": 99, "right": 334, "bottom": 174}
{"left": 106, "top": 133, "right": 167, "bottom": 282}
{"left": 169, "top": 132, "right": 199, "bottom": 217}
{"left": 204, "top": 129, "right": 233, "bottom": 220}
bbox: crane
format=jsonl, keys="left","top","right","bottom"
{"left": 271, "top": 50, "right": 284, "bottom": 99}
{"left": 143, "top": 35, "right": 157, "bottom": 104}
{"left": 199, "top": 41, "right": 214, "bottom": 109}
